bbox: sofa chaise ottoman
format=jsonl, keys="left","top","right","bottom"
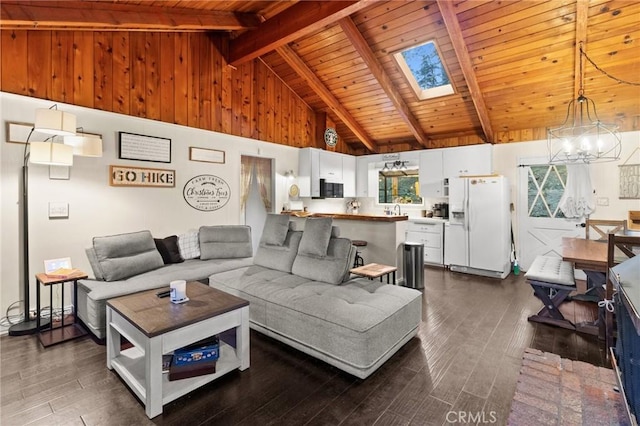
{"left": 209, "top": 215, "right": 422, "bottom": 379}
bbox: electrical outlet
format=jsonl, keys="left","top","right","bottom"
{"left": 597, "top": 197, "right": 609, "bottom": 206}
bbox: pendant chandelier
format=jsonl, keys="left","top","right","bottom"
{"left": 547, "top": 43, "right": 622, "bottom": 164}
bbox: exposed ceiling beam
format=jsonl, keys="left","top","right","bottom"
{"left": 229, "top": 1, "right": 369, "bottom": 67}
{"left": 574, "top": 0, "right": 589, "bottom": 100}
{"left": 0, "top": 1, "right": 261, "bottom": 32}
{"left": 437, "top": 0, "right": 495, "bottom": 144}
{"left": 276, "top": 45, "right": 378, "bottom": 153}
{"left": 339, "top": 17, "right": 431, "bottom": 150}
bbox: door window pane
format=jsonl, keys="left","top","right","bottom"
{"left": 528, "top": 165, "right": 567, "bottom": 218}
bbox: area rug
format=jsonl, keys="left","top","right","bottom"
{"left": 508, "top": 348, "right": 630, "bottom": 426}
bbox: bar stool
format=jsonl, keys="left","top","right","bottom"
{"left": 352, "top": 240, "right": 367, "bottom": 267}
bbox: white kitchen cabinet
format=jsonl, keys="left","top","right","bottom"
{"left": 419, "top": 149, "right": 444, "bottom": 198}
{"left": 298, "top": 148, "right": 355, "bottom": 198}
{"left": 405, "top": 220, "right": 444, "bottom": 265}
{"left": 356, "top": 156, "right": 369, "bottom": 197}
{"left": 442, "top": 144, "right": 492, "bottom": 178}
{"left": 343, "top": 155, "right": 356, "bottom": 197}
{"left": 319, "top": 150, "right": 343, "bottom": 181}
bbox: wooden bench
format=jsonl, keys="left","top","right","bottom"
{"left": 525, "top": 255, "right": 577, "bottom": 330}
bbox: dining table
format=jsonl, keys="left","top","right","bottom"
{"left": 561, "top": 237, "right": 609, "bottom": 338}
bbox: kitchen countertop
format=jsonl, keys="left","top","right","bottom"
{"left": 282, "top": 211, "right": 409, "bottom": 222}
{"left": 408, "top": 217, "right": 449, "bottom": 223}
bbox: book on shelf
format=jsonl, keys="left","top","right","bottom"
{"left": 45, "top": 268, "right": 81, "bottom": 279}
{"left": 168, "top": 360, "right": 216, "bottom": 381}
{"left": 162, "top": 355, "right": 173, "bottom": 374}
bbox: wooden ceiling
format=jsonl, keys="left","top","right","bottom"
{"left": 2, "top": 0, "right": 639, "bottom": 154}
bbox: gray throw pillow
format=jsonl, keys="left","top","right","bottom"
{"left": 260, "top": 214, "right": 290, "bottom": 246}
{"left": 92, "top": 230, "right": 164, "bottom": 282}
{"left": 298, "top": 217, "right": 333, "bottom": 257}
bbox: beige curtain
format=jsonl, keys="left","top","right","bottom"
{"left": 254, "top": 157, "right": 272, "bottom": 211}
{"left": 240, "top": 157, "right": 255, "bottom": 212}
{"left": 240, "top": 156, "right": 273, "bottom": 212}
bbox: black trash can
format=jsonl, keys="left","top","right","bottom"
{"left": 403, "top": 242, "right": 424, "bottom": 289}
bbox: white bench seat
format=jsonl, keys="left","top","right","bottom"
{"left": 525, "top": 255, "right": 576, "bottom": 330}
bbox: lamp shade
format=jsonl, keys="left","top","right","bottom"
{"left": 30, "top": 141, "right": 74, "bottom": 166}
{"left": 64, "top": 134, "right": 103, "bottom": 157}
{"left": 34, "top": 108, "right": 76, "bottom": 136}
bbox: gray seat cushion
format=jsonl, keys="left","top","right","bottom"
{"left": 525, "top": 255, "right": 575, "bottom": 286}
{"left": 209, "top": 265, "right": 422, "bottom": 377}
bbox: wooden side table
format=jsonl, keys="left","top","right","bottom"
{"left": 35, "top": 270, "right": 88, "bottom": 347}
{"left": 350, "top": 263, "right": 397, "bottom": 284}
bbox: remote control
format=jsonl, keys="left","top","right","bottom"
{"left": 156, "top": 290, "right": 171, "bottom": 298}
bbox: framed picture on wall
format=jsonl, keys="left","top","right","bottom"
{"left": 189, "top": 147, "right": 225, "bottom": 164}
{"left": 118, "top": 132, "right": 171, "bottom": 163}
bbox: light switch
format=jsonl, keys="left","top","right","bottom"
{"left": 596, "top": 197, "right": 609, "bottom": 206}
{"left": 49, "top": 202, "right": 69, "bottom": 219}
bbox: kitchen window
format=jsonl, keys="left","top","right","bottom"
{"left": 378, "top": 169, "right": 422, "bottom": 205}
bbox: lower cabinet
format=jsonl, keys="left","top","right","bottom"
{"left": 405, "top": 220, "right": 444, "bottom": 265}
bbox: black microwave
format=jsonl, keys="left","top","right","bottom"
{"left": 319, "top": 179, "right": 344, "bottom": 198}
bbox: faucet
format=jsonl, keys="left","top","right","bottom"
{"left": 394, "top": 204, "right": 401, "bottom": 216}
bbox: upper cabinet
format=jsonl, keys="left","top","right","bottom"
{"left": 319, "top": 150, "right": 343, "bottom": 181}
{"left": 298, "top": 148, "right": 355, "bottom": 198}
{"left": 419, "top": 150, "right": 444, "bottom": 198}
{"left": 442, "top": 144, "right": 492, "bottom": 178}
{"left": 418, "top": 145, "right": 492, "bottom": 199}
{"left": 356, "top": 156, "right": 370, "bottom": 197}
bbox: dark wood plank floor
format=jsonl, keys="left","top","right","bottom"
{"left": 0, "top": 268, "right": 607, "bottom": 426}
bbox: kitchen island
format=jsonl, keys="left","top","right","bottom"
{"left": 284, "top": 212, "right": 409, "bottom": 283}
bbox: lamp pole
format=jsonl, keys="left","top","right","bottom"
{"left": 8, "top": 131, "right": 50, "bottom": 335}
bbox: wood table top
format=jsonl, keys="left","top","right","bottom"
{"left": 561, "top": 237, "right": 608, "bottom": 272}
{"left": 36, "top": 271, "right": 88, "bottom": 285}
{"left": 350, "top": 263, "right": 398, "bottom": 278}
{"left": 107, "top": 282, "right": 249, "bottom": 337}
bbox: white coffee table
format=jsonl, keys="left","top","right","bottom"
{"left": 106, "top": 282, "right": 250, "bottom": 418}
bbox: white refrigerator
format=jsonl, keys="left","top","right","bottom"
{"left": 444, "top": 175, "right": 511, "bottom": 279}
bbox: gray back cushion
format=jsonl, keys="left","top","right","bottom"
{"left": 260, "top": 214, "right": 290, "bottom": 246}
{"left": 298, "top": 217, "right": 333, "bottom": 257}
{"left": 200, "top": 225, "right": 253, "bottom": 259}
{"left": 292, "top": 237, "right": 355, "bottom": 285}
{"left": 92, "top": 230, "right": 164, "bottom": 282}
{"left": 254, "top": 230, "right": 303, "bottom": 273}
{"left": 85, "top": 247, "right": 104, "bottom": 281}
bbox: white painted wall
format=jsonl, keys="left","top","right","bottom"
{"left": 0, "top": 92, "right": 298, "bottom": 332}
{"left": 491, "top": 133, "right": 640, "bottom": 259}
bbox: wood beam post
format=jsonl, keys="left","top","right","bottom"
{"left": 574, "top": 0, "right": 589, "bottom": 100}
{"left": 339, "top": 17, "right": 430, "bottom": 149}
{"left": 314, "top": 111, "right": 327, "bottom": 149}
{"left": 437, "top": 0, "right": 494, "bottom": 144}
{"left": 276, "top": 45, "right": 378, "bottom": 153}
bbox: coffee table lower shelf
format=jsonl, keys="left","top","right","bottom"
{"left": 110, "top": 343, "right": 240, "bottom": 406}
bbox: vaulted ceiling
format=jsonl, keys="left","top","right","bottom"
{"left": 2, "top": 0, "right": 639, "bottom": 154}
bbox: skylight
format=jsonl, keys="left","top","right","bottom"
{"left": 393, "top": 40, "right": 454, "bottom": 100}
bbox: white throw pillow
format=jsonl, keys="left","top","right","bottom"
{"left": 178, "top": 231, "right": 200, "bottom": 260}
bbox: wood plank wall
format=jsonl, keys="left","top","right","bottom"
{"left": 0, "top": 30, "right": 353, "bottom": 153}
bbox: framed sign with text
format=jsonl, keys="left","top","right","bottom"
{"left": 119, "top": 132, "right": 171, "bottom": 163}
{"left": 110, "top": 165, "right": 175, "bottom": 187}
{"left": 189, "top": 147, "right": 225, "bottom": 164}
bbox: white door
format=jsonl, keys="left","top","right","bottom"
{"left": 517, "top": 158, "right": 583, "bottom": 270}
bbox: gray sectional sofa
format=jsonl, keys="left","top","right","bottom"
{"left": 209, "top": 215, "right": 422, "bottom": 379}
{"left": 77, "top": 226, "right": 254, "bottom": 339}
{"left": 78, "top": 215, "right": 422, "bottom": 379}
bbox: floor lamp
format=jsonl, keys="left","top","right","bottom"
{"left": 8, "top": 106, "right": 76, "bottom": 336}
